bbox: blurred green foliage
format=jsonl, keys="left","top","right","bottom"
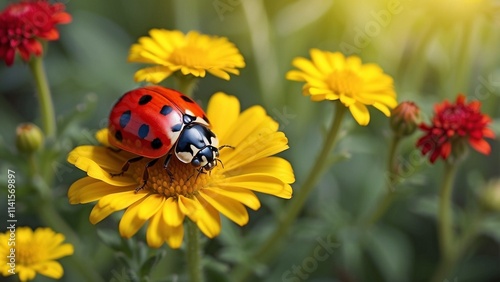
{"left": 1, "top": 0, "right": 499, "bottom": 281}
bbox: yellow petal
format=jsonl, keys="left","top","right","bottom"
{"left": 221, "top": 106, "right": 278, "bottom": 148}
{"left": 165, "top": 223, "right": 184, "bottom": 249}
{"left": 18, "top": 266, "right": 36, "bottom": 282}
{"left": 218, "top": 174, "right": 292, "bottom": 199}
{"left": 207, "top": 92, "right": 240, "bottom": 140}
{"left": 207, "top": 68, "right": 230, "bottom": 80}
{"left": 68, "top": 177, "right": 134, "bottom": 204}
{"left": 96, "top": 129, "right": 110, "bottom": 146}
{"left": 68, "top": 154, "right": 137, "bottom": 186}
{"left": 198, "top": 190, "right": 249, "bottom": 226}
{"left": 310, "top": 48, "right": 333, "bottom": 74}
{"left": 349, "top": 102, "right": 370, "bottom": 126}
{"left": 45, "top": 243, "right": 74, "bottom": 260}
{"left": 117, "top": 195, "right": 165, "bottom": 239}
{"left": 327, "top": 51, "right": 347, "bottom": 70}
{"left": 291, "top": 57, "right": 323, "bottom": 79}
{"left": 134, "top": 66, "right": 173, "bottom": 84}
{"left": 178, "top": 195, "right": 198, "bottom": 221}
{"left": 90, "top": 191, "right": 148, "bottom": 224}
{"left": 134, "top": 36, "right": 170, "bottom": 59}
{"left": 32, "top": 261, "right": 64, "bottom": 279}
{"left": 285, "top": 70, "right": 308, "bottom": 81}
{"left": 146, "top": 210, "right": 165, "bottom": 248}
{"left": 204, "top": 187, "right": 261, "bottom": 210}
{"left": 67, "top": 146, "right": 125, "bottom": 170}
{"left": 192, "top": 196, "right": 221, "bottom": 238}
{"left": 223, "top": 132, "right": 289, "bottom": 170}
{"left": 146, "top": 204, "right": 185, "bottom": 249}
{"left": 136, "top": 194, "right": 165, "bottom": 220}
{"left": 372, "top": 102, "right": 392, "bottom": 117}
{"left": 225, "top": 157, "right": 295, "bottom": 184}
{"left": 163, "top": 197, "right": 184, "bottom": 227}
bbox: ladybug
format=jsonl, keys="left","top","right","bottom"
{"left": 108, "top": 85, "right": 226, "bottom": 190}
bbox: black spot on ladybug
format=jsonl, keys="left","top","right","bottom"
{"left": 160, "top": 105, "right": 173, "bottom": 116}
{"left": 119, "top": 110, "right": 131, "bottom": 128}
{"left": 171, "top": 123, "right": 182, "bottom": 132}
{"left": 151, "top": 138, "right": 163, "bottom": 149}
{"left": 181, "top": 95, "right": 195, "bottom": 103}
{"left": 138, "top": 94, "right": 152, "bottom": 105}
{"left": 115, "top": 130, "right": 123, "bottom": 142}
{"left": 138, "top": 124, "right": 149, "bottom": 139}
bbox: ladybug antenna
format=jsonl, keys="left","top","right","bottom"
{"left": 216, "top": 158, "right": 225, "bottom": 169}
{"left": 186, "top": 168, "right": 206, "bottom": 182}
{"left": 219, "top": 145, "right": 235, "bottom": 151}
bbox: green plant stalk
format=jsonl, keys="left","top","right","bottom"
{"left": 431, "top": 209, "right": 484, "bottom": 282}
{"left": 186, "top": 219, "right": 203, "bottom": 282}
{"left": 28, "top": 56, "right": 57, "bottom": 138}
{"left": 438, "top": 162, "right": 457, "bottom": 260}
{"left": 175, "top": 74, "right": 198, "bottom": 98}
{"left": 364, "top": 135, "right": 401, "bottom": 226}
{"left": 231, "top": 102, "right": 347, "bottom": 281}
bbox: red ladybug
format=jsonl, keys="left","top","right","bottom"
{"left": 108, "top": 86, "right": 223, "bottom": 190}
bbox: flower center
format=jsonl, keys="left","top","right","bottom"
{"left": 169, "top": 46, "right": 210, "bottom": 68}
{"left": 328, "top": 70, "right": 361, "bottom": 99}
{"left": 17, "top": 243, "right": 43, "bottom": 265}
{"left": 130, "top": 156, "right": 221, "bottom": 198}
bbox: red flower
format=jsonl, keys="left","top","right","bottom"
{"left": 0, "top": 0, "right": 71, "bottom": 66}
{"left": 417, "top": 94, "right": 495, "bottom": 163}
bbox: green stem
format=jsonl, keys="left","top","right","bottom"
{"left": 364, "top": 135, "right": 401, "bottom": 226}
{"left": 231, "top": 102, "right": 347, "bottom": 281}
{"left": 175, "top": 75, "right": 198, "bottom": 98}
{"left": 438, "top": 162, "right": 457, "bottom": 260}
{"left": 186, "top": 219, "right": 203, "bottom": 282}
{"left": 28, "top": 56, "right": 57, "bottom": 138}
{"left": 431, "top": 209, "right": 484, "bottom": 282}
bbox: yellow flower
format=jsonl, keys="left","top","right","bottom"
{"left": 128, "top": 29, "right": 245, "bottom": 83}
{"left": 286, "top": 49, "right": 397, "bottom": 126}
{"left": 67, "top": 93, "right": 294, "bottom": 249}
{"left": 0, "top": 227, "right": 74, "bottom": 281}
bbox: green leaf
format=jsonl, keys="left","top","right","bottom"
{"left": 96, "top": 228, "right": 124, "bottom": 251}
{"left": 364, "top": 226, "right": 412, "bottom": 282}
{"left": 480, "top": 214, "right": 500, "bottom": 242}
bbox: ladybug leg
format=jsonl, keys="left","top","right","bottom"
{"left": 162, "top": 154, "right": 175, "bottom": 184}
{"left": 136, "top": 158, "right": 159, "bottom": 192}
{"left": 110, "top": 156, "right": 144, "bottom": 177}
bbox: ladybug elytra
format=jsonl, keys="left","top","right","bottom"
{"left": 108, "top": 86, "right": 225, "bottom": 190}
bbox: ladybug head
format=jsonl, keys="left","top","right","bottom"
{"left": 191, "top": 146, "right": 220, "bottom": 171}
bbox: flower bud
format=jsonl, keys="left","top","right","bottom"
{"left": 480, "top": 179, "right": 500, "bottom": 212}
{"left": 16, "top": 123, "right": 44, "bottom": 153}
{"left": 390, "top": 101, "right": 421, "bottom": 137}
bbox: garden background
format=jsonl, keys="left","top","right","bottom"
{"left": 1, "top": 0, "right": 499, "bottom": 281}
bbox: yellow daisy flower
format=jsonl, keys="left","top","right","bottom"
{"left": 0, "top": 227, "right": 74, "bottom": 281}
{"left": 128, "top": 29, "right": 246, "bottom": 83}
{"left": 67, "top": 93, "right": 294, "bottom": 249}
{"left": 286, "top": 49, "right": 397, "bottom": 126}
